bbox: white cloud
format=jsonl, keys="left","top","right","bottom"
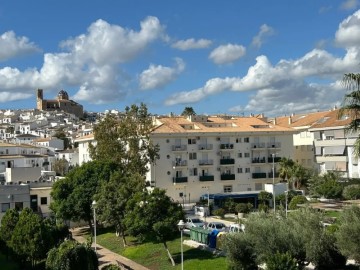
{"left": 209, "top": 44, "right": 246, "bottom": 65}
{"left": 251, "top": 24, "right": 275, "bottom": 48}
{"left": 165, "top": 10, "right": 360, "bottom": 114}
{"left": 171, "top": 38, "right": 212, "bottom": 50}
{"left": 139, "top": 58, "right": 185, "bottom": 90}
{"left": 0, "top": 31, "right": 40, "bottom": 61}
{"left": 340, "top": 0, "right": 359, "bottom": 10}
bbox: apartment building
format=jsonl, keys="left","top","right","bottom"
{"left": 149, "top": 114, "right": 295, "bottom": 203}
{"left": 309, "top": 109, "right": 359, "bottom": 178}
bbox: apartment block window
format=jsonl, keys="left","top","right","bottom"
{"left": 224, "top": 185, "right": 233, "bottom": 193}
{"left": 1, "top": 203, "right": 10, "bottom": 213}
{"left": 244, "top": 153, "right": 250, "bottom": 158}
{"left": 238, "top": 153, "right": 242, "bottom": 158}
{"left": 15, "top": 202, "right": 23, "bottom": 211}
{"left": 245, "top": 168, "right": 250, "bottom": 173}
{"left": 189, "top": 168, "right": 198, "bottom": 176}
{"left": 236, "top": 138, "right": 242, "bottom": 143}
{"left": 237, "top": 168, "right": 243, "bottom": 173}
{"left": 189, "top": 152, "right": 197, "bottom": 160}
{"left": 188, "top": 138, "right": 196, "bottom": 144}
{"left": 244, "top": 137, "right": 250, "bottom": 143}
{"left": 41, "top": 197, "right": 48, "bottom": 205}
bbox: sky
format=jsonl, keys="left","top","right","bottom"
{"left": 1, "top": 0, "right": 360, "bottom": 117}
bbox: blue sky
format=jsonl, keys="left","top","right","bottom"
{"left": 0, "top": 0, "right": 360, "bottom": 116}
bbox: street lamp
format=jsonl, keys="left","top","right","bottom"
{"left": 272, "top": 153, "right": 276, "bottom": 213}
{"left": 92, "top": 200, "right": 97, "bottom": 253}
{"left": 177, "top": 220, "right": 185, "bottom": 270}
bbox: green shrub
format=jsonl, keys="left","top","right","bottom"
{"left": 288, "top": 195, "right": 308, "bottom": 210}
{"left": 102, "top": 264, "right": 121, "bottom": 270}
{"left": 235, "top": 203, "right": 252, "bottom": 214}
{"left": 258, "top": 204, "right": 269, "bottom": 213}
{"left": 213, "top": 208, "right": 226, "bottom": 218}
{"left": 265, "top": 252, "right": 298, "bottom": 270}
{"left": 343, "top": 184, "right": 360, "bottom": 200}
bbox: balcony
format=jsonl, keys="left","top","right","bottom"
{"left": 172, "top": 160, "right": 187, "bottom": 167}
{"left": 267, "top": 156, "right": 281, "bottom": 163}
{"left": 251, "top": 157, "right": 266, "bottom": 164}
{"left": 267, "top": 142, "right": 281, "bottom": 149}
{"left": 267, "top": 172, "right": 280, "bottom": 178}
{"left": 173, "top": 177, "right": 188, "bottom": 183}
{"left": 251, "top": 143, "right": 266, "bottom": 149}
{"left": 199, "top": 175, "right": 214, "bottom": 181}
{"left": 220, "top": 158, "right": 235, "bottom": 165}
{"left": 171, "top": 145, "right": 187, "bottom": 151}
{"left": 252, "top": 172, "right": 267, "bottom": 179}
{"left": 199, "top": 159, "right": 213, "bottom": 166}
{"left": 221, "top": 174, "right": 235, "bottom": 180}
{"left": 220, "top": 143, "right": 234, "bottom": 150}
{"left": 198, "top": 144, "right": 213, "bottom": 151}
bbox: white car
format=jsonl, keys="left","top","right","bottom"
{"left": 185, "top": 217, "right": 205, "bottom": 229}
{"left": 207, "top": 222, "right": 227, "bottom": 232}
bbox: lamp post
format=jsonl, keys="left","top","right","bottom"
{"left": 92, "top": 200, "right": 97, "bottom": 253}
{"left": 207, "top": 187, "right": 210, "bottom": 209}
{"left": 177, "top": 220, "right": 185, "bottom": 270}
{"left": 272, "top": 153, "right": 276, "bottom": 213}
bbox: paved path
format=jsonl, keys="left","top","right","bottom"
{"left": 71, "top": 227, "right": 149, "bottom": 270}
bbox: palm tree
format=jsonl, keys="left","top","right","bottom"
{"left": 278, "top": 157, "right": 295, "bottom": 187}
{"left": 338, "top": 73, "right": 360, "bottom": 157}
{"left": 291, "top": 163, "right": 312, "bottom": 190}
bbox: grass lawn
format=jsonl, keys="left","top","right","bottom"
{"left": 0, "top": 253, "right": 20, "bottom": 270}
{"left": 323, "top": 210, "right": 342, "bottom": 219}
{"left": 95, "top": 228, "right": 227, "bottom": 270}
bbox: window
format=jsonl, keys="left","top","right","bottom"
{"left": 189, "top": 168, "right": 198, "bottom": 176}
{"left": 244, "top": 137, "right": 249, "bottom": 143}
{"left": 237, "top": 168, "right": 243, "bottom": 173}
{"left": 1, "top": 203, "right": 10, "bottom": 213}
{"left": 189, "top": 153, "right": 197, "bottom": 160}
{"left": 238, "top": 153, "right": 242, "bottom": 158}
{"left": 244, "top": 153, "right": 250, "bottom": 158}
{"left": 236, "top": 138, "right": 241, "bottom": 143}
{"left": 224, "top": 185, "right": 233, "bottom": 193}
{"left": 15, "top": 202, "right": 23, "bottom": 211}
{"left": 245, "top": 168, "right": 250, "bottom": 173}
{"left": 41, "top": 197, "right": 48, "bottom": 205}
{"left": 188, "top": 138, "right": 196, "bottom": 144}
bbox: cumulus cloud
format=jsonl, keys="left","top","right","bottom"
{"left": 0, "top": 31, "right": 40, "bottom": 61}
{"left": 0, "top": 16, "right": 165, "bottom": 104}
{"left": 171, "top": 38, "right": 212, "bottom": 50}
{"left": 165, "top": 10, "right": 360, "bottom": 114}
{"left": 251, "top": 24, "right": 275, "bottom": 48}
{"left": 340, "top": 0, "right": 359, "bottom": 10}
{"left": 209, "top": 44, "right": 246, "bottom": 65}
{"left": 139, "top": 58, "right": 185, "bottom": 90}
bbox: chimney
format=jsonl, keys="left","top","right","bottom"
{"left": 273, "top": 117, "right": 277, "bottom": 125}
{"left": 288, "top": 116, "right": 292, "bottom": 125}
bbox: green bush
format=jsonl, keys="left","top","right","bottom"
{"left": 265, "top": 252, "right": 298, "bottom": 270}
{"left": 288, "top": 195, "right": 308, "bottom": 210}
{"left": 258, "top": 204, "right": 269, "bottom": 213}
{"left": 235, "top": 203, "right": 252, "bottom": 214}
{"left": 102, "top": 264, "right": 121, "bottom": 270}
{"left": 213, "top": 208, "right": 226, "bottom": 218}
{"left": 343, "top": 184, "right": 360, "bottom": 200}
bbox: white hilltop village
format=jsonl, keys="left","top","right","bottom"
{"left": 0, "top": 89, "right": 357, "bottom": 224}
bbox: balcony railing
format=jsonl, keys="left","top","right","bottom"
{"left": 199, "top": 175, "right": 214, "bottom": 181}
{"left": 221, "top": 174, "right": 235, "bottom": 180}
{"left": 267, "top": 172, "right": 280, "bottom": 178}
{"left": 252, "top": 157, "right": 266, "bottom": 164}
{"left": 267, "top": 156, "right": 281, "bottom": 163}
{"left": 173, "top": 177, "right": 188, "bottom": 183}
{"left": 267, "top": 142, "right": 281, "bottom": 148}
{"left": 198, "top": 144, "right": 213, "bottom": 151}
{"left": 171, "top": 145, "right": 187, "bottom": 151}
{"left": 251, "top": 143, "right": 266, "bottom": 149}
{"left": 252, "top": 172, "right": 267, "bottom": 179}
{"left": 220, "top": 143, "right": 234, "bottom": 150}
{"left": 220, "top": 158, "right": 235, "bottom": 165}
{"left": 199, "top": 159, "right": 213, "bottom": 166}
{"left": 172, "top": 160, "right": 187, "bottom": 167}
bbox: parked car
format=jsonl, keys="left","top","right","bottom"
{"left": 207, "top": 222, "right": 227, "bottom": 232}
{"left": 185, "top": 217, "right": 205, "bottom": 229}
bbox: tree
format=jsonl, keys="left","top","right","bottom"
{"left": 181, "top": 106, "right": 196, "bottom": 116}
{"left": 53, "top": 128, "right": 72, "bottom": 149}
{"left": 265, "top": 252, "right": 298, "bottom": 270}
{"left": 10, "top": 208, "right": 52, "bottom": 267}
{"left": 124, "top": 188, "right": 184, "bottom": 266}
{"left": 46, "top": 240, "right": 98, "bottom": 270}
{"left": 50, "top": 160, "right": 119, "bottom": 231}
{"left": 291, "top": 163, "right": 312, "bottom": 190}
{"left": 342, "top": 184, "right": 360, "bottom": 200}
{"left": 258, "top": 191, "right": 272, "bottom": 209}
{"left": 307, "top": 172, "right": 343, "bottom": 199}
{"left": 288, "top": 195, "right": 308, "bottom": 210}
{"left": 278, "top": 157, "right": 295, "bottom": 186}
{"left": 89, "top": 103, "right": 159, "bottom": 177}
{"left": 95, "top": 171, "right": 145, "bottom": 247}
{"left": 53, "top": 158, "right": 68, "bottom": 176}
{"left": 0, "top": 208, "right": 19, "bottom": 256}
{"left": 336, "top": 206, "right": 360, "bottom": 263}
{"left": 338, "top": 73, "right": 360, "bottom": 157}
